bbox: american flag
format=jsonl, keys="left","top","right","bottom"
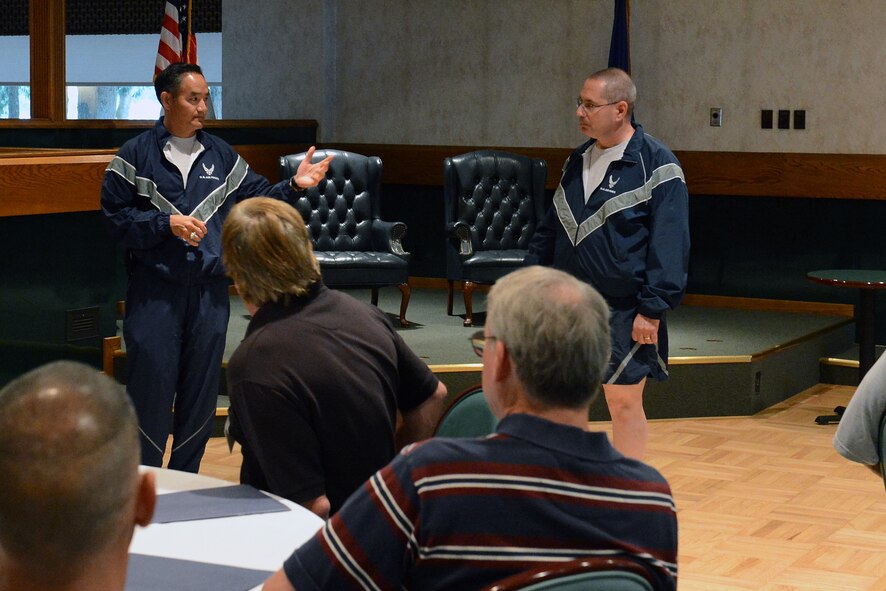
{"left": 154, "top": 0, "right": 198, "bottom": 80}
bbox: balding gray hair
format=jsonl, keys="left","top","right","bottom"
{"left": 487, "top": 266, "right": 611, "bottom": 408}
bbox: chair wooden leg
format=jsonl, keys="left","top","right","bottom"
{"left": 463, "top": 281, "right": 475, "bottom": 327}
{"left": 447, "top": 280, "right": 454, "bottom": 316}
{"left": 397, "top": 283, "right": 411, "bottom": 327}
{"left": 102, "top": 336, "right": 122, "bottom": 378}
{"left": 371, "top": 287, "right": 379, "bottom": 306}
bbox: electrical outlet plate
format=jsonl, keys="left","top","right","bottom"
{"left": 710, "top": 107, "right": 723, "bottom": 127}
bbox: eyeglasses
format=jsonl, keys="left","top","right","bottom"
{"left": 575, "top": 97, "right": 619, "bottom": 114}
{"left": 469, "top": 330, "right": 497, "bottom": 357}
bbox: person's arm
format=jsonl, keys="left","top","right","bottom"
{"left": 299, "top": 495, "right": 330, "bottom": 520}
{"left": 389, "top": 322, "right": 449, "bottom": 445}
{"left": 524, "top": 204, "right": 558, "bottom": 267}
{"left": 834, "top": 354, "right": 886, "bottom": 469}
{"left": 291, "top": 146, "right": 334, "bottom": 189}
{"left": 262, "top": 569, "right": 296, "bottom": 591}
{"left": 228, "top": 379, "right": 328, "bottom": 510}
{"left": 397, "top": 380, "right": 447, "bottom": 447}
{"left": 265, "top": 453, "right": 423, "bottom": 591}
{"left": 169, "top": 214, "right": 207, "bottom": 246}
{"left": 638, "top": 161, "right": 690, "bottom": 319}
{"left": 101, "top": 153, "right": 181, "bottom": 250}
{"left": 236, "top": 146, "right": 333, "bottom": 203}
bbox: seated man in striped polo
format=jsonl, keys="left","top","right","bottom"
{"left": 263, "top": 266, "right": 678, "bottom": 591}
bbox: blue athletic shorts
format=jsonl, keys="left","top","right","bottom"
{"left": 603, "top": 302, "right": 670, "bottom": 385}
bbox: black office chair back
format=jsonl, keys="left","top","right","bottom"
{"left": 280, "top": 150, "right": 382, "bottom": 252}
{"left": 445, "top": 150, "right": 547, "bottom": 252}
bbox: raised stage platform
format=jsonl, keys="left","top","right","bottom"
{"left": 106, "top": 287, "right": 857, "bottom": 425}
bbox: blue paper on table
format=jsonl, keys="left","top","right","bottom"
{"left": 126, "top": 553, "right": 272, "bottom": 591}
{"left": 151, "top": 484, "right": 290, "bottom": 524}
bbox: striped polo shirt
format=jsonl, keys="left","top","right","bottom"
{"left": 283, "top": 413, "right": 678, "bottom": 591}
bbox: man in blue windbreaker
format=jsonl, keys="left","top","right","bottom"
{"left": 101, "top": 63, "right": 332, "bottom": 472}
{"left": 526, "top": 67, "right": 689, "bottom": 460}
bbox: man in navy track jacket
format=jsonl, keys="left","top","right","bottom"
{"left": 526, "top": 67, "right": 689, "bottom": 460}
{"left": 101, "top": 63, "right": 331, "bottom": 472}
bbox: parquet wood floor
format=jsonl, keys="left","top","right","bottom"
{"left": 195, "top": 383, "right": 886, "bottom": 590}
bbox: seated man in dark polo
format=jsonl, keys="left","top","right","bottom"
{"left": 262, "top": 265, "right": 678, "bottom": 591}
{"left": 0, "top": 361, "right": 156, "bottom": 591}
{"left": 222, "top": 198, "right": 446, "bottom": 519}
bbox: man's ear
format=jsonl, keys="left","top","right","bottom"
{"left": 615, "top": 100, "right": 630, "bottom": 121}
{"left": 134, "top": 471, "right": 157, "bottom": 527}
{"left": 159, "top": 91, "right": 173, "bottom": 111}
{"left": 491, "top": 339, "right": 511, "bottom": 384}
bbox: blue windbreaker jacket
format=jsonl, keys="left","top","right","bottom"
{"left": 101, "top": 118, "right": 295, "bottom": 285}
{"left": 525, "top": 124, "right": 689, "bottom": 319}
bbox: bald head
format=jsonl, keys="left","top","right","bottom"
{"left": 0, "top": 361, "right": 141, "bottom": 585}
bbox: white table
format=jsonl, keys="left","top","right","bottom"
{"left": 129, "top": 467, "right": 324, "bottom": 590}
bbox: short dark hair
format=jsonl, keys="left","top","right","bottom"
{"left": 154, "top": 62, "right": 204, "bottom": 100}
{"left": 0, "top": 361, "right": 140, "bottom": 584}
{"left": 587, "top": 67, "right": 637, "bottom": 116}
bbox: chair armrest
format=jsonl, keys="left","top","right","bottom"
{"left": 446, "top": 221, "right": 474, "bottom": 258}
{"left": 371, "top": 220, "right": 409, "bottom": 256}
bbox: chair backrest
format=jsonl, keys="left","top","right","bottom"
{"left": 443, "top": 150, "right": 547, "bottom": 252}
{"left": 279, "top": 150, "right": 382, "bottom": 252}
{"left": 434, "top": 384, "right": 498, "bottom": 438}
{"left": 483, "top": 556, "right": 658, "bottom": 591}
{"left": 879, "top": 410, "right": 886, "bottom": 491}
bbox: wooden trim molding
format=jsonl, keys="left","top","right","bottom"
{"left": 321, "top": 143, "right": 886, "bottom": 200}
{"left": 0, "top": 119, "right": 319, "bottom": 130}
{"left": 681, "top": 293, "right": 855, "bottom": 318}
{"left": 0, "top": 151, "right": 113, "bottom": 217}
{"left": 3, "top": 144, "right": 885, "bottom": 218}
{"left": 676, "top": 151, "right": 886, "bottom": 200}
{"left": 0, "top": 144, "right": 309, "bottom": 217}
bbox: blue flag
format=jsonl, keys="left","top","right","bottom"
{"left": 608, "top": 0, "right": 630, "bottom": 74}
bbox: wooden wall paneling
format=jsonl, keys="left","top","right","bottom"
{"left": 324, "top": 144, "right": 886, "bottom": 200}
{"left": 3, "top": 146, "right": 886, "bottom": 218}
{"left": 29, "top": 0, "right": 66, "bottom": 122}
{"left": 676, "top": 151, "right": 886, "bottom": 200}
{"left": 0, "top": 152, "right": 112, "bottom": 217}
{"left": 325, "top": 143, "right": 572, "bottom": 189}
{"left": 235, "top": 143, "right": 313, "bottom": 181}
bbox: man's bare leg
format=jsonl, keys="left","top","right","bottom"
{"left": 603, "top": 379, "right": 647, "bottom": 460}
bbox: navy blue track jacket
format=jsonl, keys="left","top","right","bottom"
{"left": 101, "top": 118, "right": 296, "bottom": 285}
{"left": 525, "top": 124, "right": 689, "bottom": 319}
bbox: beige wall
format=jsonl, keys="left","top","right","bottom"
{"left": 223, "top": 0, "right": 886, "bottom": 154}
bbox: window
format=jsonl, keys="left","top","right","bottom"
{"left": 0, "top": 1, "right": 30, "bottom": 119}
{"left": 65, "top": 33, "right": 222, "bottom": 120}
{"left": 0, "top": 0, "right": 222, "bottom": 121}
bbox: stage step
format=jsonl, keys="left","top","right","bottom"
{"left": 104, "top": 289, "right": 859, "bottom": 427}
{"left": 818, "top": 344, "right": 886, "bottom": 387}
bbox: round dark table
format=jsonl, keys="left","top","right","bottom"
{"left": 807, "top": 269, "right": 886, "bottom": 379}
